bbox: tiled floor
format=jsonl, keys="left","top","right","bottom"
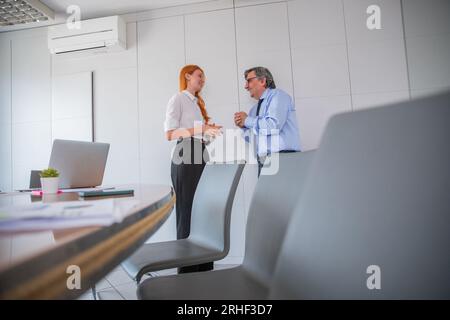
{"left": 78, "top": 264, "right": 237, "bottom": 300}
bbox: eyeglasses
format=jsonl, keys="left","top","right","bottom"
{"left": 245, "top": 76, "right": 259, "bottom": 84}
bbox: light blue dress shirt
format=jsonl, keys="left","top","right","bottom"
{"left": 242, "top": 88, "right": 302, "bottom": 157}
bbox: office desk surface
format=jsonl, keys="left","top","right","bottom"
{"left": 0, "top": 184, "right": 174, "bottom": 299}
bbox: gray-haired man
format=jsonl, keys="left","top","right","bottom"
{"left": 234, "top": 66, "right": 302, "bottom": 176}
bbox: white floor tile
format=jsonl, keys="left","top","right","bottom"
{"left": 105, "top": 268, "right": 134, "bottom": 287}
{"left": 114, "top": 282, "right": 138, "bottom": 300}
{"left": 94, "top": 278, "right": 112, "bottom": 291}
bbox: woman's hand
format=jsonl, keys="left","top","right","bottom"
{"left": 203, "top": 123, "right": 222, "bottom": 138}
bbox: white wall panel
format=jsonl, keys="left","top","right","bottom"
{"left": 185, "top": 9, "right": 238, "bottom": 109}
{"left": 0, "top": 123, "right": 11, "bottom": 192}
{"left": 289, "top": 0, "right": 349, "bottom": 98}
{"left": 344, "top": 0, "right": 409, "bottom": 104}
{"left": 11, "top": 36, "right": 51, "bottom": 124}
{"left": 52, "top": 72, "right": 93, "bottom": 141}
{"left": 288, "top": 0, "right": 346, "bottom": 47}
{"left": 291, "top": 45, "right": 350, "bottom": 98}
{"left": 0, "top": 37, "right": 12, "bottom": 192}
{"left": 347, "top": 39, "right": 409, "bottom": 94}
{"left": 288, "top": 0, "right": 351, "bottom": 151}
{"left": 235, "top": 3, "right": 290, "bottom": 54}
{"left": 52, "top": 118, "right": 93, "bottom": 142}
{"left": 343, "top": 0, "right": 404, "bottom": 44}
{"left": 138, "top": 16, "right": 184, "bottom": 187}
{"left": 93, "top": 67, "right": 140, "bottom": 186}
{"left": 352, "top": 90, "right": 409, "bottom": 110}
{"left": 128, "top": 0, "right": 233, "bottom": 22}
{"left": 12, "top": 121, "right": 51, "bottom": 190}
{"left": 235, "top": 3, "right": 293, "bottom": 108}
{"left": 0, "top": 38, "right": 11, "bottom": 123}
{"left": 11, "top": 35, "right": 51, "bottom": 190}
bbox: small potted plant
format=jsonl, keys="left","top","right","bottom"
{"left": 40, "top": 167, "right": 60, "bottom": 194}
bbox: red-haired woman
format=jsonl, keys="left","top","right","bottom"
{"left": 164, "top": 65, "right": 222, "bottom": 274}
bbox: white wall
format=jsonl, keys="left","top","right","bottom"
{"left": 52, "top": 71, "right": 93, "bottom": 142}
{"left": 0, "top": 0, "right": 449, "bottom": 263}
{"left": 0, "top": 37, "right": 12, "bottom": 193}
{"left": 11, "top": 34, "right": 52, "bottom": 191}
{"left": 345, "top": 0, "right": 410, "bottom": 111}
{"left": 288, "top": 0, "right": 352, "bottom": 151}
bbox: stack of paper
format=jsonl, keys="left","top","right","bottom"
{"left": 0, "top": 199, "right": 139, "bottom": 232}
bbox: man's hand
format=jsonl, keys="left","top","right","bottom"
{"left": 234, "top": 112, "right": 248, "bottom": 128}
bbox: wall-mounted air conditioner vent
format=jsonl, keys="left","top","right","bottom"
{"left": 48, "top": 15, "right": 126, "bottom": 55}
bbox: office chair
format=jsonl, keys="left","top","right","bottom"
{"left": 120, "top": 161, "right": 245, "bottom": 284}
{"left": 137, "top": 151, "right": 315, "bottom": 299}
{"left": 29, "top": 170, "right": 42, "bottom": 189}
{"left": 269, "top": 92, "right": 450, "bottom": 299}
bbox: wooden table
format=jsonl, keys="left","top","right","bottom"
{"left": 0, "top": 184, "right": 174, "bottom": 299}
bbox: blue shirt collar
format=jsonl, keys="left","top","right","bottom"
{"left": 260, "top": 88, "right": 271, "bottom": 100}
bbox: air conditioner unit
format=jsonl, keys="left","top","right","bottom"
{"left": 48, "top": 16, "right": 126, "bottom": 55}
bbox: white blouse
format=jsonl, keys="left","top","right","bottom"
{"left": 164, "top": 90, "right": 204, "bottom": 132}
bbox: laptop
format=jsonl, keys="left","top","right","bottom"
{"left": 48, "top": 139, "right": 110, "bottom": 189}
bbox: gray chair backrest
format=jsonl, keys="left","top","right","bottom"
{"left": 30, "top": 170, "right": 41, "bottom": 188}
{"left": 189, "top": 162, "right": 245, "bottom": 252}
{"left": 270, "top": 92, "right": 450, "bottom": 299}
{"left": 242, "top": 151, "right": 315, "bottom": 285}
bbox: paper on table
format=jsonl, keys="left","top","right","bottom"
{"left": 13, "top": 187, "right": 114, "bottom": 194}
{"left": 60, "top": 187, "right": 115, "bottom": 193}
{"left": 0, "top": 199, "right": 139, "bottom": 232}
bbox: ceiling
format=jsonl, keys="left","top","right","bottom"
{"left": 0, "top": 0, "right": 209, "bottom": 32}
